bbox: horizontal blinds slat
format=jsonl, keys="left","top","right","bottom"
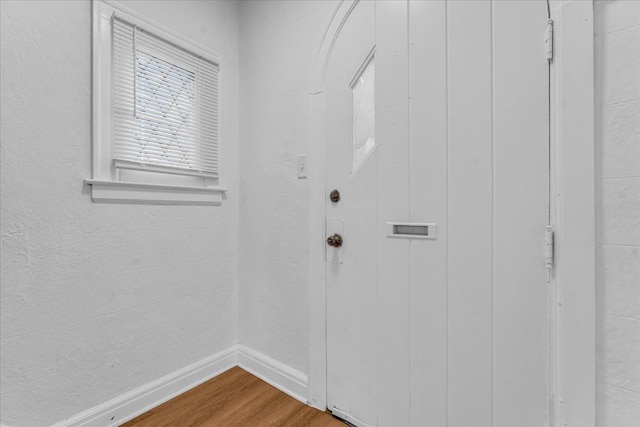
{"left": 114, "top": 151, "right": 217, "bottom": 167}
{"left": 112, "top": 128, "right": 219, "bottom": 157}
{"left": 112, "top": 16, "right": 219, "bottom": 176}
{"left": 113, "top": 155, "right": 219, "bottom": 174}
{"left": 112, "top": 134, "right": 218, "bottom": 160}
{"left": 131, "top": 46, "right": 217, "bottom": 76}
{"left": 135, "top": 40, "right": 219, "bottom": 81}
{"left": 133, "top": 56, "right": 197, "bottom": 80}
{"left": 118, "top": 67, "right": 218, "bottom": 98}
{"left": 113, "top": 153, "right": 219, "bottom": 172}
{"left": 113, "top": 152, "right": 218, "bottom": 169}
{"left": 114, "top": 159, "right": 218, "bottom": 177}
{"left": 112, "top": 125, "right": 218, "bottom": 153}
{"left": 113, "top": 138, "right": 217, "bottom": 160}
{"left": 121, "top": 67, "right": 218, "bottom": 95}
{"left": 112, "top": 62, "right": 219, "bottom": 95}
{"left": 113, "top": 98, "right": 218, "bottom": 133}
{"left": 113, "top": 154, "right": 218, "bottom": 171}
{"left": 134, "top": 67, "right": 196, "bottom": 88}
{"left": 113, "top": 149, "right": 218, "bottom": 172}
{"left": 111, "top": 55, "right": 217, "bottom": 112}
{"left": 113, "top": 156, "right": 219, "bottom": 173}
{"left": 115, "top": 96, "right": 200, "bottom": 126}
{"left": 114, "top": 159, "right": 218, "bottom": 178}
{"left": 135, "top": 32, "right": 219, "bottom": 71}
{"left": 114, "top": 89, "right": 218, "bottom": 123}
{"left": 112, "top": 119, "right": 217, "bottom": 141}
{"left": 113, "top": 105, "right": 218, "bottom": 134}
{"left": 134, "top": 48, "right": 218, "bottom": 82}
{"left": 115, "top": 84, "right": 219, "bottom": 116}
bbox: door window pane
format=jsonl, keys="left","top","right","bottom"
{"left": 352, "top": 58, "right": 375, "bottom": 173}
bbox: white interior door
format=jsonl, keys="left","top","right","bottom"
{"left": 325, "top": 1, "right": 550, "bottom": 426}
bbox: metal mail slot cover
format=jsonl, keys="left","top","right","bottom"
{"left": 386, "top": 222, "right": 437, "bottom": 240}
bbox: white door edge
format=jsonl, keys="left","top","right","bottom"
{"left": 307, "top": 0, "right": 359, "bottom": 411}
{"left": 548, "top": 1, "right": 596, "bottom": 426}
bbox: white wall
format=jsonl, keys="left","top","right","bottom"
{"left": 238, "top": 0, "right": 335, "bottom": 375}
{"left": 594, "top": 1, "right": 640, "bottom": 425}
{"left": 0, "top": 1, "right": 239, "bottom": 425}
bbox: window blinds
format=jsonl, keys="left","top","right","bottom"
{"left": 112, "top": 17, "right": 219, "bottom": 178}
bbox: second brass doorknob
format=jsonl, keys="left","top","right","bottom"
{"left": 326, "top": 233, "right": 343, "bottom": 248}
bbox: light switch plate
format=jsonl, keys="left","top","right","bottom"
{"left": 297, "top": 155, "right": 307, "bottom": 178}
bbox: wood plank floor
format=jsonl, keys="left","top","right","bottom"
{"left": 121, "top": 367, "right": 346, "bottom": 427}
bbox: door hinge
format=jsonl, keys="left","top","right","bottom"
{"left": 545, "top": 226, "right": 555, "bottom": 269}
{"left": 545, "top": 19, "right": 554, "bottom": 62}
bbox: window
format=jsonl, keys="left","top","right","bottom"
{"left": 350, "top": 52, "right": 375, "bottom": 176}
{"left": 87, "top": 1, "right": 225, "bottom": 205}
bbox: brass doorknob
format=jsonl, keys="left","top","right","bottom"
{"left": 326, "top": 233, "right": 343, "bottom": 248}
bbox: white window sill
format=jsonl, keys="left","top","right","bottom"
{"left": 84, "top": 179, "right": 226, "bottom": 205}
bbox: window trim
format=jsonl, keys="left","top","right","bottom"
{"left": 88, "top": 0, "right": 226, "bottom": 205}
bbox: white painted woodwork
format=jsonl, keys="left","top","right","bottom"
{"left": 408, "top": 1, "right": 448, "bottom": 425}
{"left": 50, "top": 347, "right": 238, "bottom": 427}
{"left": 550, "top": 2, "right": 596, "bottom": 425}
{"left": 91, "top": 0, "right": 224, "bottom": 203}
{"left": 325, "top": 2, "right": 377, "bottom": 425}
{"left": 447, "top": 2, "right": 494, "bottom": 424}
{"left": 374, "top": 2, "right": 411, "bottom": 426}
{"left": 492, "top": 1, "right": 550, "bottom": 424}
{"left": 85, "top": 179, "right": 226, "bottom": 205}
{"left": 325, "top": 1, "right": 550, "bottom": 425}
{"left": 237, "top": 345, "right": 309, "bottom": 403}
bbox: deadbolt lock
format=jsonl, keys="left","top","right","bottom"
{"left": 326, "top": 233, "right": 343, "bottom": 248}
{"left": 330, "top": 189, "right": 340, "bottom": 203}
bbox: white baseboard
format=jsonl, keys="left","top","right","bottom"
{"left": 50, "top": 345, "right": 309, "bottom": 427}
{"left": 52, "top": 346, "right": 237, "bottom": 427}
{"left": 237, "top": 345, "right": 309, "bottom": 404}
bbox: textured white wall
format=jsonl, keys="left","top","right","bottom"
{"left": 0, "top": 1, "right": 239, "bottom": 426}
{"left": 594, "top": 1, "right": 640, "bottom": 425}
{"left": 238, "top": 0, "right": 336, "bottom": 375}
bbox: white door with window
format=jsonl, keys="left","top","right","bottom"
{"left": 324, "top": 1, "right": 550, "bottom": 426}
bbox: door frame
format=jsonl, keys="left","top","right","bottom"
{"left": 548, "top": 1, "right": 595, "bottom": 426}
{"left": 306, "top": 2, "right": 595, "bottom": 426}
{"left": 306, "top": 0, "right": 359, "bottom": 412}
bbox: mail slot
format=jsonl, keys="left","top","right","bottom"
{"left": 387, "top": 223, "right": 437, "bottom": 240}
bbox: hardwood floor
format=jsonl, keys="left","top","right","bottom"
{"left": 121, "top": 367, "right": 346, "bottom": 426}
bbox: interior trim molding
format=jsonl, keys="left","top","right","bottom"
{"left": 50, "top": 345, "right": 310, "bottom": 427}
{"left": 548, "top": 1, "right": 595, "bottom": 426}
{"left": 51, "top": 346, "right": 237, "bottom": 427}
{"left": 237, "top": 345, "right": 309, "bottom": 404}
{"left": 307, "top": 0, "right": 359, "bottom": 411}
{"left": 84, "top": 179, "right": 226, "bottom": 205}
{"left": 311, "top": 0, "right": 359, "bottom": 95}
